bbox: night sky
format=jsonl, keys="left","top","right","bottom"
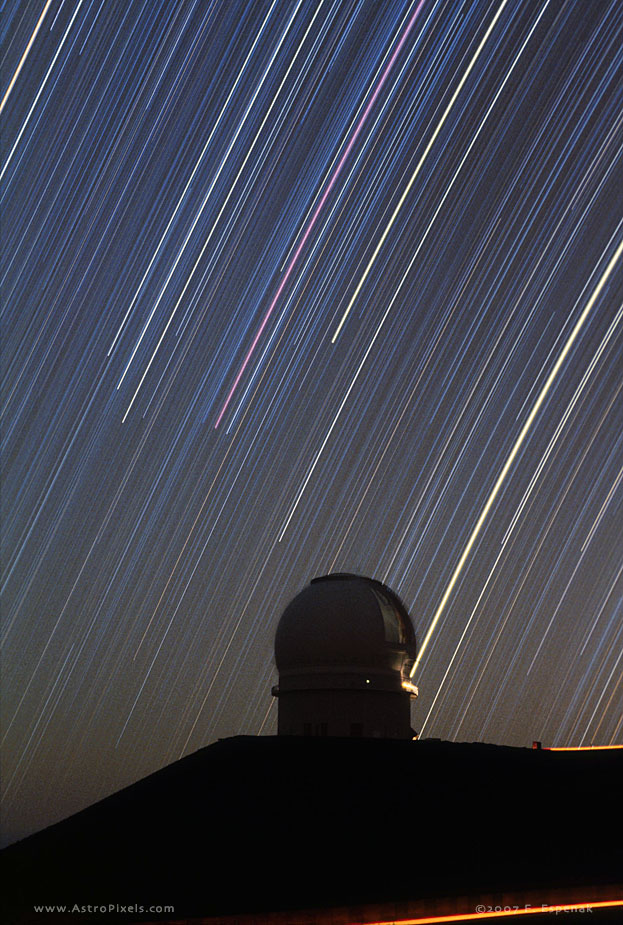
{"left": 2, "top": 0, "right": 622, "bottom": 848}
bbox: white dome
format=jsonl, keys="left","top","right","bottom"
{"left": 275, "top": 573, "right": 416, "bottom": 678}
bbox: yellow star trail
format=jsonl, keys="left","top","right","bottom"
{"left": 2, "top": 0, "right": 622, "bottom": 850}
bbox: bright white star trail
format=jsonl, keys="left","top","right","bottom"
{"left": 2, "top": 0, "right": 622, "bottom": 848}
{"left": 412, "top": 231, "right": 623, "bottom": 680}
{"left": 0, "top": 0, "right": 53, "bottom": 116}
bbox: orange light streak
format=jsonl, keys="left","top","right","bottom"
{"left": 545, "top": 744, "right": 623, "bottom": 750}
{"left": 358, "top": 898, "right": 623, "bottom": 924}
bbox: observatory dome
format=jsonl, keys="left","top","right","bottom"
{"left": 273, "top": 574, "right": 417, "bottom": 738}
{"left": 275, "top": 573, "right": 416, "bottom": 677}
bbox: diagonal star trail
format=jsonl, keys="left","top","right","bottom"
{"left": 412, "top": 229, "right": 623, "bottom": 679}
{"left": 214, "top": 0, "right": 428, "bottom": 429}
{"left": 2, "top": 0, "right": 622, "bottom": 848}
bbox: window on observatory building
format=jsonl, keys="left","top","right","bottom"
{"left": 315, "top": 723, "right": 328, "bottom": 736}
{"left": 303, "top": 723, "right": 312, "bottom": 736}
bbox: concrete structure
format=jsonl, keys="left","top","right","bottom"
{"left": 272, "top": 573, "right": 418, "bottom": 738}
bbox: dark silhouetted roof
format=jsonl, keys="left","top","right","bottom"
{"left": 2, "top": 736, "right": 622, "bottom": 923}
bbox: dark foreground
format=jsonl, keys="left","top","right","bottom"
{"left": 2, "top": 736, "right": 621, "bottom": 923}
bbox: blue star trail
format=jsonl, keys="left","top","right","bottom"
{"left": 1, "top": 0, "right": 622, "bottom": 846}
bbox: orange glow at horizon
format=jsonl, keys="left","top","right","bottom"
{"left": 357, "top": 898, "right": 623, "bottom": 924}
{"left": 545, "top": 744, "right": 623, "bottom": 750}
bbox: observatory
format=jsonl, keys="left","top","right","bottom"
{"left": 272, "top": 573, "right": 418, "bottom": 739}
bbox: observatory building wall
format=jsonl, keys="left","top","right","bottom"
{"left": 273, "top": 573, "right": 417, "bottom": 740}
{"left": 276, "top": 687, "right": 412, "bottom": 738}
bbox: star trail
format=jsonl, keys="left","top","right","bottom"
{"left": 2, "top": 0, "right": 622, "bottom": 847}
